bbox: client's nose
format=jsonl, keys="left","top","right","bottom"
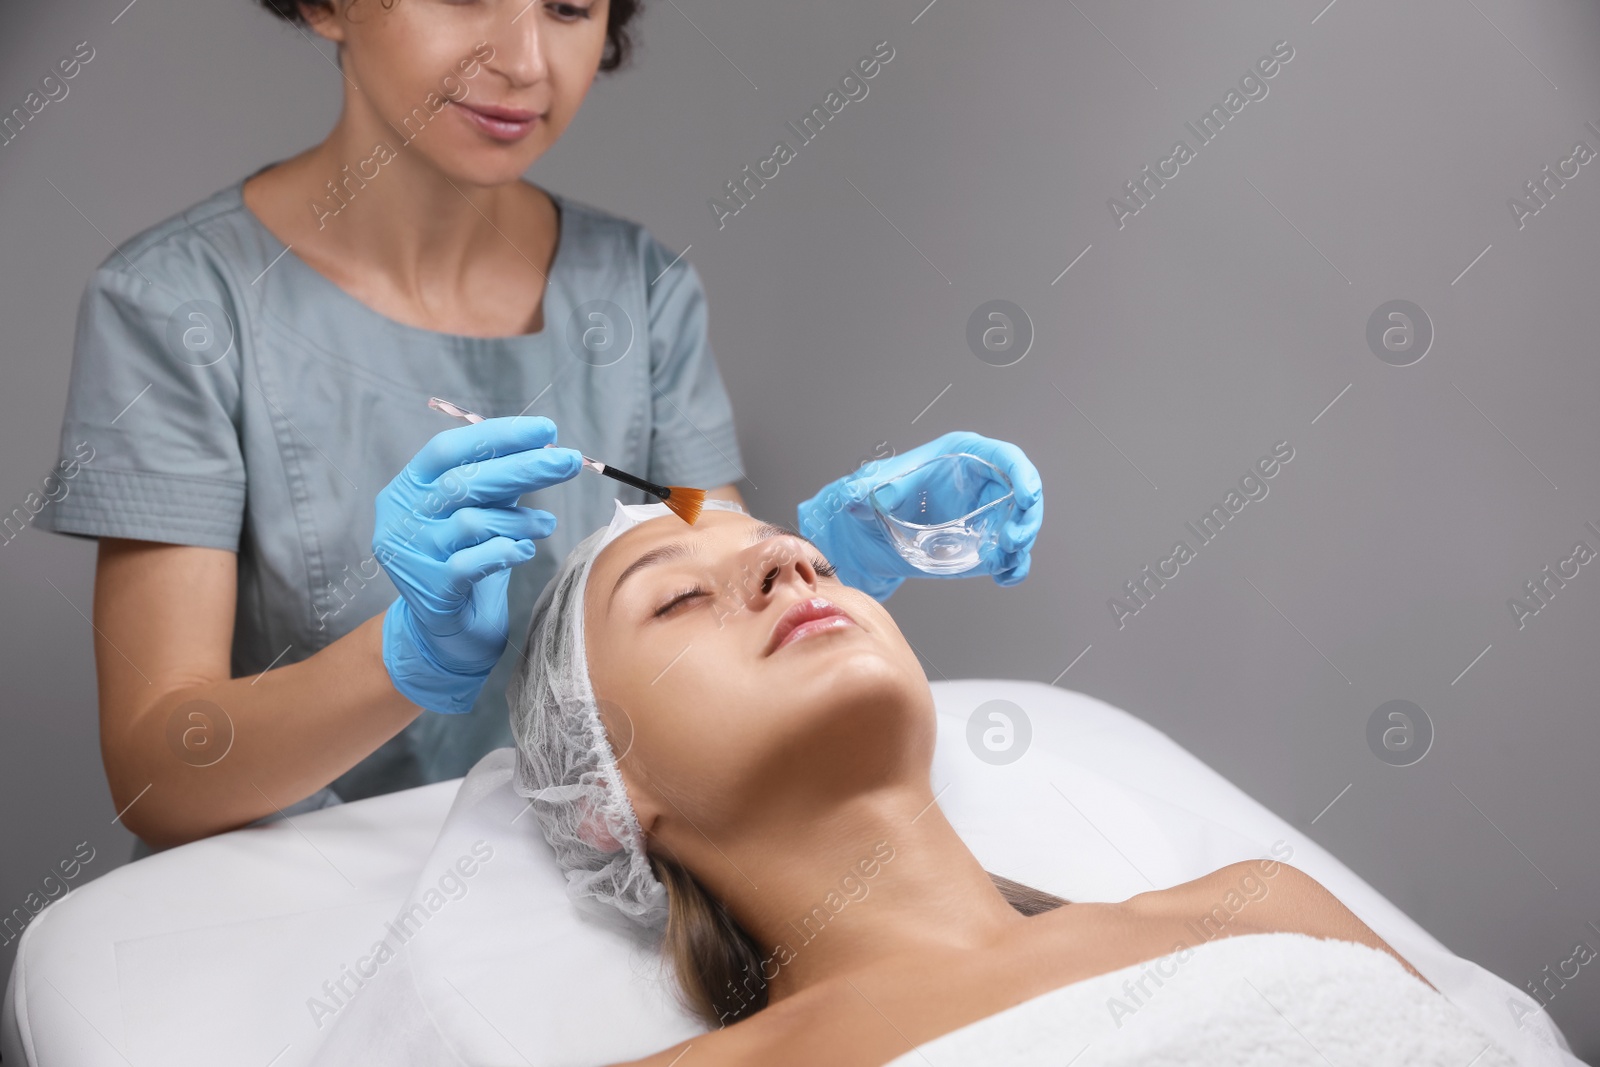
{"left": 735, "top": 536, "right": 820, "bottom": 609}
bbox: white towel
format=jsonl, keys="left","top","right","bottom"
{"left": 883, "top": 931, "right": 1520, "bottom": 1067}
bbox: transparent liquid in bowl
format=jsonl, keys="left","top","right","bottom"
{"left": 891, "top": 488, "right": 989, "bottom": 573}
{"left": 898, "top": 526, "right": 984, "bottom": 572}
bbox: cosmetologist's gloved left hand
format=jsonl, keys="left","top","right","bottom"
{"left": 796, "top": 430, "right": 1044, "bottom": 601}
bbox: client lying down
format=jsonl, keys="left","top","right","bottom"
{"left": 507, "top": 500, "right": 1515, "bottom": 1067}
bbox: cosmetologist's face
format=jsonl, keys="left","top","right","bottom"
{"left": 583, "top": 510, "right": 936, "bottom": 854}
{"left": 306, "top": 0, "right": 609, "bottom": 186}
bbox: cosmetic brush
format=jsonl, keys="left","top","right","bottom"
{"left": 427, "top": 396, "right": 705, "bottom": 526}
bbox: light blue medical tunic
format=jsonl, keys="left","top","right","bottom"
{"left": 39, "top": 177, "right": 745, "bottom": 804}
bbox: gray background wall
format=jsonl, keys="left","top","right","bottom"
{"left": 2, "top": 0, "right": 1597, "bottom": 1058}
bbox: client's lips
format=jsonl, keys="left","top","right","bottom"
{"left": 766, "top": 597, "right": 856, "bottom": 656}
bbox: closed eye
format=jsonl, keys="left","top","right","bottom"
{"left": 653, "top": 586, "right": 707, "bottom": 618}
{"left": 652, "top": 556, "right": 837, "bottom": 617}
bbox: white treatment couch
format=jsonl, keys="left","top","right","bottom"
{"left": 2, "top": 681, "right": 1582, "bottom": 1066}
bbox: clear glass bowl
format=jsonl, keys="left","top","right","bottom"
{"left": 869, "top": 453, "right": 1015, "bottom": 574}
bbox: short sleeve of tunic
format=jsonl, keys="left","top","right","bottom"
{"left": 39, "top": 250, "right": 248, "bottom": 549}
{"left": 639, "top": 233, "right": 745, "bottom": 491}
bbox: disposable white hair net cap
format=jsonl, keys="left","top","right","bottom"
{"left": 506, "top": 496, "right": 749, "bottom": 935}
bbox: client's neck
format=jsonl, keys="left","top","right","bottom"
{"left": 708, "top": 787, "right": 1028, "bottom": 1008}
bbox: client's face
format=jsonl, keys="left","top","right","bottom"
{"left": 583, "top": 510, "right": 936, "bottom": 854}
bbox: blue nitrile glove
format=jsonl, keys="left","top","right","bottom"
{"left": 796, "top": 430, "right": 1044, "bottom": 602}
{"left": 374, "top": 417, "right": 582, "bottom": 714}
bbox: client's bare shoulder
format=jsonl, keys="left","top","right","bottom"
{"left": 1130, "top": 859, "right": 1435, "bottom": 989}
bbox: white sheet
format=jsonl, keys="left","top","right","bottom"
{"left": 884, "top": 932, "right": 1519, "bottom": 1066}
{"left": 3, "top": 680, "right": 1582, "bottom": 1066}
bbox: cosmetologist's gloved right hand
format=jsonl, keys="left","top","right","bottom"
{"left": 374, "top": 416, "right": 582, "bottom": 714}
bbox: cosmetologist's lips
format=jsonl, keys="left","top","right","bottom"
{"left": 450, "top": 100, "right": 544, "bottom": 142}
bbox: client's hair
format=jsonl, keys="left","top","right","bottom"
{"left": 652, "top": 852, "right": 1069, "bottom": 1028}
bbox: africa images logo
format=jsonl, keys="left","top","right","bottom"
{"left": 1108, "top": 442, "right": 1295, "bottom": 629}
{"left": 1108, "top": 40, "right": 1295, "bottom": 230}
{"left": 709, "top": 41, "right": 896, "bottom": 230}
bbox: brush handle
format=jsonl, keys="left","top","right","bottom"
{"left": 591, "top": 462, "right": 673, "bottom": 499}
{"left": 543, "top": 444, "right": 607, "bottom": 477}
{"left": 541, "top": 446, "right": 672, "bottom": 499}
{"left": 427, "top": 396, "right": 664, "bottom": 495}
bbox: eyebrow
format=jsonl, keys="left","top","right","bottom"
{"left": 607, "top": 521, "right": 815, "bottom": 609}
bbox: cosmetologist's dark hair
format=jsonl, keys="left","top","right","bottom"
{"left": 257, "top": 0, "right": 644, "bottom": 73}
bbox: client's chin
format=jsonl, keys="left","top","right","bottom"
{"left": 777, "top": 644, "right": 938, "bottom": 773}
